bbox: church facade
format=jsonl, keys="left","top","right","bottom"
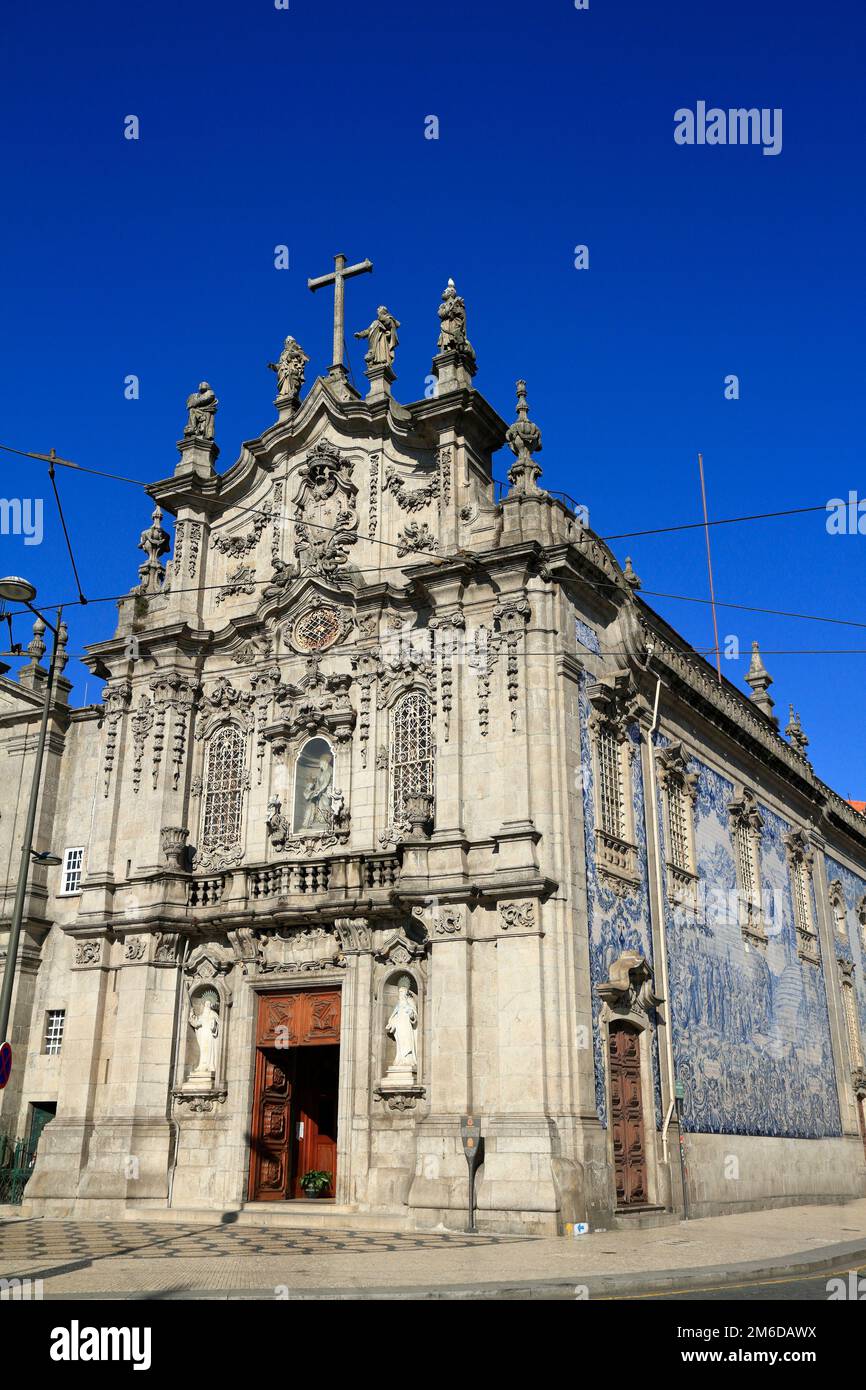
{"left": 1, "top": 266, "right": 865, "bottom": 1233}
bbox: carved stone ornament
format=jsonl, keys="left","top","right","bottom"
{"left": 505, "top": 379, "right": 543, "bottom": 495}
{"left": 384, "top": 463, "right": 439, "bottom": 513}
{"left": 160, "top": 825, "right": 190, "bottom": 871}
{"left": 292, "top": 439, "right": 359, "bottom": 581}
{"left": 136, "top": 505, "right": 170, "bottom": 596}
{"left": 253, "top": 925, "right": 343, "bottom": 975}
{"left": 374, "top": 1085, "right": 425, "bottom": 1111}
{"left": 498, "top": 900, "right": 536, "bottom": 932}
{"left": 287, "top": 604, "right": 352, "bottom": 654}
{"left": 267, "top": 656, "right": 356, "bottom": 750}
{"left": 73, "top": 940, "right": 103, "bottom": 967}
{"left": 124, "top": 936, "right": 147, "bottom": 962}
{"left": 396, "top": 522, "right": 438, "bottom": 558}
{"left": 334, "top": 918, "right": 372, "bottom": 954}
{"left": 596, "top": 951, "right": 664, "bottom": 1016}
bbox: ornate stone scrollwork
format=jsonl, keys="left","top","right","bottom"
{"left": 596, "top": 952, "right": 664, "bottom": 1017}
{"left": 396, "top": 522, "right": 438, "bottom": 557}
{"left": 498, "top": 900, "right": 536, "bottom": 932}
{"left": 267, "top": 657, "right": 355, "bottom": 752}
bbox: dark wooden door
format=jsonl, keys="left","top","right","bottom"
{"left": 249, "top": 1051, "right": 292, "bottom": 1200}
{"left": 609, "top": 1022, "right": 649, "bottom": 1207}
{"left": 249, "top": 990, "right": 341, "bottom": 1202}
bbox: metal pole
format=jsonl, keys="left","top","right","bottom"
{"left": 0, "top": 611, "right": 60, "bottom": 1045}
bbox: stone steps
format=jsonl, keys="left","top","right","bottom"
{"left": 124, "top": 1202, "right": 414, "bottom": 1233}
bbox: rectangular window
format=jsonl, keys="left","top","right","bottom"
{"left": 44, "top": 1010, "right": 65, "bottom": 1056}
{"left": 597, "top": 727, "right": 625, "bottom": 840}
{"left": 60, "top": 847, "right": 84, "bottom": 895}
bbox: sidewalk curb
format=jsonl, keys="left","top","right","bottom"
{"left": 45, "top": 1236, "right": 866, "bottom": 1300}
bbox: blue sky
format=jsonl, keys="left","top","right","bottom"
{"left": 0, "top": 0, "right": 864, "bottom": 794}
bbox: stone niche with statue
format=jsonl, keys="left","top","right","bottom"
{"left": 174, "top": 943, "right": 234, "bottom": 1112}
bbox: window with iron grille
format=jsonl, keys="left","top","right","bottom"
{"left": 44, "top": 1009, "right": 65, "bottom": 1056}
{"left": 60, "top": 847, "right": 84, "bottom": 895}
{"left": 201, "top": 725, "right": 246, "bottom": 853}
{"left": 667, "top": 779, "right": 691, "bottom": 872}
{"left": 597, "top": 725, "right": 625, "bottom": 839}
{"left": 792, "top": 860, "right": 814, "bottom": 941}
{"left": 735, "top": 822, "right": 758, "bottom": 906}
{"left": 842, "top": 977, "right": 864, "bottom": 1069}
{"left": 390, "top": 691, "right": 434, "bottom": 822}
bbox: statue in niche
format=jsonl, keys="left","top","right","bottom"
{"left": 293, "top": 737, "right": 336, "bottom": 834}
{"left": 268, "top": 335, "right": 310, "bottom": 401}
{"left": 189, "top": 994, "right": 220, "bottom": 1077}
{"left": 386, "top": 978, "right": 418, "bottom": 1070}
{"left": 354, "top": 306, "right": 400, "bottom": 368}
{"left": 184, "top": 382, "right": 218, "bottom": 439}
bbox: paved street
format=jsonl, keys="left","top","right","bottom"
{"left": 1, "top": 1199, "right": 865, "bottom": 1300}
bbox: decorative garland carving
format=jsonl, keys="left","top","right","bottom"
{"left": 369, "top": 453, "right": 380, "bottom": 537}
{"left": 249, "top": 665, "right": 281, "bottom": 784}
{"left": 429, "top": 610, "right": 464, "bottom": 741}
{"left": 186, "top": 522, "right": 202, "bottom": 578}
{"left": 211, "top": 503, "right": 271, "bottom": 557}
{"left": 438, "top": 447, "right": 452, "bottom": 506}
{"left": 350, "top": 650, "right": 379, "bottom": 768}
{"left": 467, "top": 626, "right": 498, "bottom": 737}
{"left": 493, "top": 595, "right": 530, "bottom": 731}
{"left": 130, "top": 693, "right": 153, "bottom": 794}
{"left": 271, "top": 481, "right": 284, "bottom": 564}
{"left": 384, "top": 463, "right": 439, "bottom": 512}
{"left": 101, "top": 680, "right": 131, "bottom": 796}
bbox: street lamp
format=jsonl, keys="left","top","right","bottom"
{"left": 0, "top": 577, "right": 63, "bottom": 1047}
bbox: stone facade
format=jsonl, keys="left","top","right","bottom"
{"left": 1, "top": 275, "right": 864, "bottom": 1233}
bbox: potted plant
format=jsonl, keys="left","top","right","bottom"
{"left": 299, "top": 1169, "right": 332, "bottom": 1198}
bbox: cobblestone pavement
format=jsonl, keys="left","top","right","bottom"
{"left": 1, "top": 1200, "right": 865, "bottom": 1298}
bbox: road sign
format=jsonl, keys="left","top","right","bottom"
{"left": 0, "top": 1042, "right": 11, "bottom": 1089}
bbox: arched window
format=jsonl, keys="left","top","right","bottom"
{"left": 390, "top": 691, "right": 434, "bottom": 822}
{"left": 201, "top": 724, "right": 246, "bottom": 858}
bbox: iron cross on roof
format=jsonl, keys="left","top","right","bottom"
{"left": 308, "top": 252, "right": 373, "bottom": 376}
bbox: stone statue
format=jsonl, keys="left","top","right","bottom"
{"left": 184, "top": 382, "right": 218, "bottom": 440}
{"left": 386, "top": 980, "right": 418, "bottom": 1069}
{"left": 268, "top": 336, "right": 310, "bottom": 401}
{"left": 354, "top": 306, "right": 400, "bottom": 368}
{"left": 301, "top": 754, "right": 334, "bottom": 830}
{"left": 189, "top": 996, "right": 220, "bottom": 1076}
{"left": 437, "top": 278, "right": 476, "bottom": 367}
{"left": 136, "top": 505, "right": 170, "bottom": 595}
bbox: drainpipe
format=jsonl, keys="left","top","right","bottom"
{"left": 166, "top": 934, "right": 192, "bottom": 1209}
{"left": 640, "top": 644, "right": 678, "bottom": 1166}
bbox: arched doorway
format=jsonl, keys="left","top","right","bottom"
{"left": 608, "top": 1021, "right": 649, "bottom": 1207}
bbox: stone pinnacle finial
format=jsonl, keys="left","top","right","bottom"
{"left": 56, "top": 619, "right": 69, "bottom": 674}
{"left": 26, "top": 615, "right": 46, "bottom": 668}
{"left": 786, "top": 704, "right": 809, "bottom": 754}
{"left": 744, "top": 640, "right": 775, "bottom": 721}
{"left": 505, "top": 379, "right": 544, "bottom": 496}
{"left": 623, "top": 556, "right": 642, "bottom": 591}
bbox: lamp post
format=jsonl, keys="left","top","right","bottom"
{"left": 0, "top": 577, "right": 63, "bottom": 1047}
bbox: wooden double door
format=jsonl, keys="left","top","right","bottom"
{"left": 608, "top": 1021, "right": 649, "bottom": 1207}
{"left": 248, "top": 989, "right": 340, "bottom": 1201}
